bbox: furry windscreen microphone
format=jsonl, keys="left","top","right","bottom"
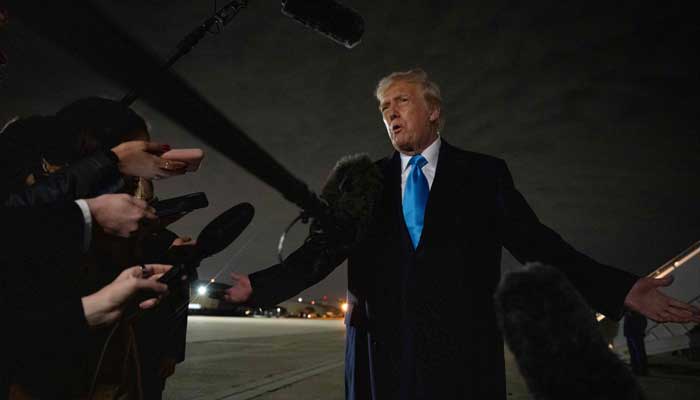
{"left": 494, "top": 263, "right": 645, "bottom": 400}
{"left": 319, "top": 153, "right": 382, "bottom": 246}
{"left": 281, "top": 0, "right": 364, "bottom": 48}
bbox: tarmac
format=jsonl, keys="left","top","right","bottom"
{"left": 164, "top": 316, "right": 700, "bottom": 399}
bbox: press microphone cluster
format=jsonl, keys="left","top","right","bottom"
{"left": 281, "top": 0, "right": 364, "bottom": 48}
{"left": 494, "top": 263, "right": 644, "bottom": 400}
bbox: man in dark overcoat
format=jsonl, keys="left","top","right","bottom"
{"left": 224, "top": 69, "right": 699, "bottom": 399}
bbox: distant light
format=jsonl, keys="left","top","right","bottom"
{"left": 210, "top": 278, "right": 216, "bottom": 283}
{"left": 311, "top": 300, "right": 316, "bottom": 305}
{"left": 276, "top": 307, "right": 281, "bottom": 313}
{"left": 197, "top": 286, "right": 208, "bottom": 295}
{"left": 307, "top": 314, "right": 313, "bottom": 319}
{"left": 298, "top": 297, "right": 303, "bottom": 303}
{"left": 188, "top": 303, "right": 202, "bottom": 310}
{"left": 245, "top": 310, "right": 251, "bottom": 315}
{"left": 341, "top": 302, "right": 348, "bottom": 313}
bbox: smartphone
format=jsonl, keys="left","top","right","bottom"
{"left": 153, "top": 192, "right": 209, "bottom": 218}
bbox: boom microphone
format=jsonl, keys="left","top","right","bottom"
{"left": 494, "top": 263, "right": 644, "bottom": 400}
{"left": 281, "top": 0, "right": 364, "bottom": 49}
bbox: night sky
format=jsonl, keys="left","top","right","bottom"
{"left": 1, "top": 1, "right": 698, "bottom": 302}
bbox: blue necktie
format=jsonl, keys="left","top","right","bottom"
{"left": 403, "top": 154, "right": 429, "bottom": 248}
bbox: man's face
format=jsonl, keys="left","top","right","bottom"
{"left": 378, "top": 80, "right": 440, "bottom": 155}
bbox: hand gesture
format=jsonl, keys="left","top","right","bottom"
{"left": 223, "top": 272, "right": 252, "bottom": 303}
{"left": 624, "top": 275, "right": 700, "bottom": 323}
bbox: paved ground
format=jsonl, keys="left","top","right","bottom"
{"left": 165, "top": 316, "right": 700, "bottom": 400}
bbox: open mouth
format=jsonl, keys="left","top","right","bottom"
{"left": 392, "top": 124, "right": 402, "bottom": 134}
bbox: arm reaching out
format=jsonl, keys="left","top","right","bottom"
{"left": 624, "top": 275, "right": 700, "bottom": 323}
{"left": 223, "top": 272, "right": 252, "bottom": 303}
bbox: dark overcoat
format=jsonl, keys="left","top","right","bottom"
{"left": 249, "top": 140, "right": 638, "bottom": 399}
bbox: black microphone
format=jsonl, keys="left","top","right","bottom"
{"left": 494, "top": 263, "right": 644, "bottom": 400}
{"left": 197, "top": 202, "right": 255, "bottom": 258}
{"left": 277, "top": 153, "right": 382, "bottom": 263}
{"left": 281, "top": 0, "right": 364, "bottom": 49}
{"left": 158, "top": 202, "right": 255, "bottom": 286}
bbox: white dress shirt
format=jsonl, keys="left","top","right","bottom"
{"left": 74, "top": 199, "right": 92, "bottom": 251}
{"left": 400, "top": 137, "right": 441, "bottom": 200}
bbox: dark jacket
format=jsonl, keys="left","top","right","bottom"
{"left": 1, "top": 150, "right": 121, "bottom": 396}
{"left": 247, "top": 141, "right": 638, "bottom": 399}
{"left": 2, "top": 150, "right": 122, "bottom": 207}
{"left": 1, "top": 203, "right": 90, "bottom": 398}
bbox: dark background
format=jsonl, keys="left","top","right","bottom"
{"left": 1, "top": 0, "right": 698, "bottom": 303}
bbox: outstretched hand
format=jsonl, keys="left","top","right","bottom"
{"left": 223, "top": 272, "right": 252, "bottom": 304}
{"left": 624, "top": 275, "right": 700, "bottom": 323}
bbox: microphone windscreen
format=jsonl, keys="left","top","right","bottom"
{"left": 281, "top": 0, "right": 364, "bottom": 49}
{"left": 494, "top": 263, "right": 644, "bottom": 400}
{"left": 197, "top": 202, "right": 254, "bottom": 258}
{"left": 320, "top": 153, "right": 382, "bottom": 244}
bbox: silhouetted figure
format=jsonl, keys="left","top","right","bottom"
{"left": 624, "top": 311, "right": 649, "bottom": 376}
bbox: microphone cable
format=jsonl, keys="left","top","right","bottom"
{"left": 277, "top": 212, "right": 307, "bottom": 264}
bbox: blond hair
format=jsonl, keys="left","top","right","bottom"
{"left": 375, "top": 68, "right": 444, "bottom": 132}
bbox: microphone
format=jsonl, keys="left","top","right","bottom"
{"left": 196, "top": 202, "right": 255, "bottom": 258}
{"left": 494, "top": 263, "right": 644, "bottom": 400}
{"left": 277, "top": 153, "right": 381, "bottom": 263}
{"left": 158, "top": 202, "right": 255, "bottom": 286}
{"left": 317, "top": 153, "right": 382, "bottom": 244}
{"left": 281, "top": 0, "right": 364, "bottom": 49}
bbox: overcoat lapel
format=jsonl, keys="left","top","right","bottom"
{"left": 383, "top": 151, "right": 414, "bottom": 254}
{"left": 416, "top": 140, "right": 460, "bottom": 252}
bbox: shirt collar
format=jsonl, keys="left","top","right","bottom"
{"left": 400, "top": 136, "right": 441, "bottom": 172}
